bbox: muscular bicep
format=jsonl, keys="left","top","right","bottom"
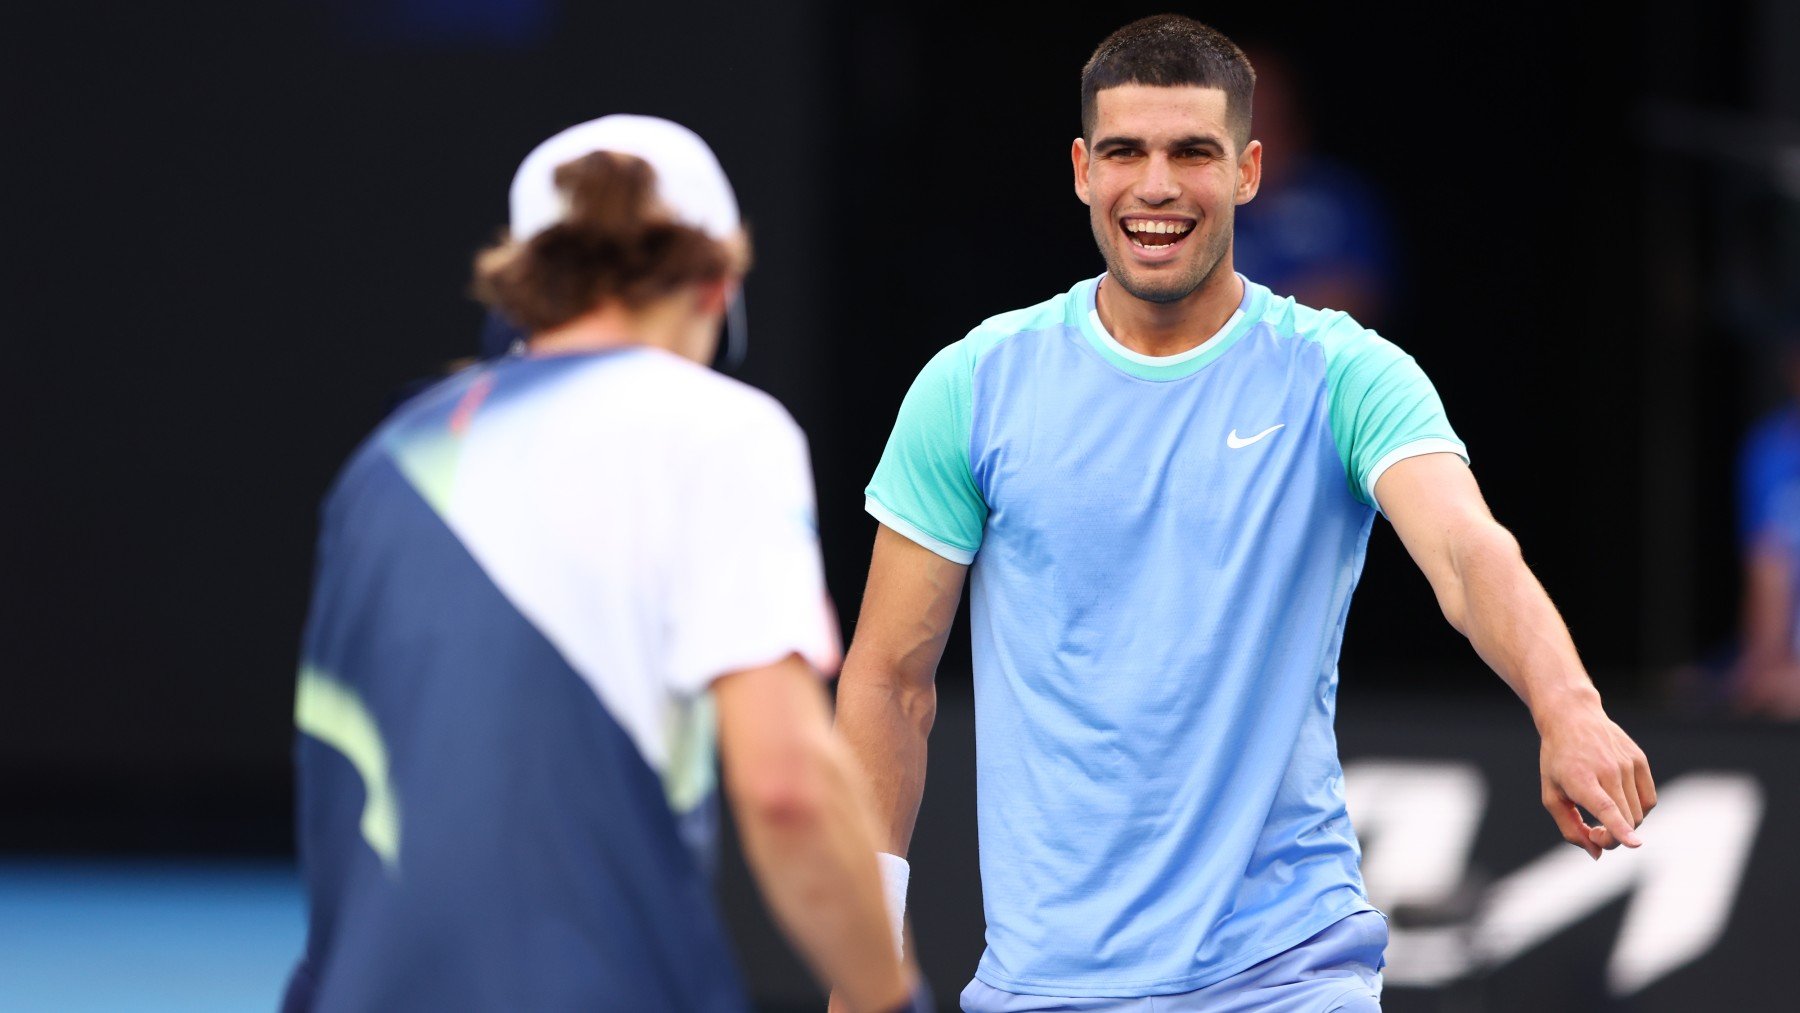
{"left": 1376, "top": 452, "right": 1504, "bottom": 628}
{"left": 842, "top": 524, "right": 969, "bottom": 690}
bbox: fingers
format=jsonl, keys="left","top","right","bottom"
{"left": 1579, "top": 780, "right": 1642, "bottom": 849}
{"left": 1605, "top": 746, "right": 1659, "bottom": 851}
{"left": 1617, "top": 767, "right": 1645, "bottom": 831}
{"left": 1543, "top": 787, "right": 1602, "bottom": 859}
{"left": 1539, "top": 717, "right": 1656, "bottom": 859}
{"left": 1634, "top": 753, "right": 1658, "bottom": 817}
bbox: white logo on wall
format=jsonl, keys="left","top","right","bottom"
{"left": 1344, "top": 761, "right": 1764, "bottom": 996}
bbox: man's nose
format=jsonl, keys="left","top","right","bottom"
{"left": 1135, "top": 154, "right": 1180, "bottom": 205}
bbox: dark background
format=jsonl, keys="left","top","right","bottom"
{"left": 4, "top": 0, "right": 1795, "bottom": 1004}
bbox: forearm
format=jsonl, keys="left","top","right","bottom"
{"left": 730, "top": 734, "right": 909, "bottom": 1013}
{"left": 1382, "top": 455, "right": 1653, "bottom": 853}
{"left": 832, "top": 523, "right": 963, "bottom": 856}
{"left": 834, "top": 653, "right": 936, "bottom": 855}
{"left": 1441, "top": 522, "right": 1602, "bottom": 724}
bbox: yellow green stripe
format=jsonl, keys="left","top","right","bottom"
{"left": 661, "top": 692, "right": 718, "bottom": 814}
{"left": 296, "top": 666, "right": 401, "bottom": 873}
{"left": 390, "top": 430, "right": 462, "bottom": 516}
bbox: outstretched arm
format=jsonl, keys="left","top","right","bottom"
{"left": 1377, "top": 453, "right": 1655, "bottom": 858}
{"left": 715, "top": 654, "right": 912, "bottom": 1013}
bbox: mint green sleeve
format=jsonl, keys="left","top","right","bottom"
{"left": 1321, "top": 315, "right": 1468, "bottom": 510}
{"left": 864, "top": 341, "right": 987, "bottom": 563}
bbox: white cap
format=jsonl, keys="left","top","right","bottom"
{"left": 505, "top": 114, "right": 749, "bottom": 368}
{"left": 508, "top": 114, "right": 741, "bottom": 242}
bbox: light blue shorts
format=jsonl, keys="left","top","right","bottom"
{"left": 960, "top": 910, "right": 1387, "bottom": 1012}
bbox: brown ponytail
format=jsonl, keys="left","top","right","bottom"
{"left": 472, "top": 151, "right": 745, "bottom": 333}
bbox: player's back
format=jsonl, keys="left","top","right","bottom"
{"left": 285, "top": 348, "right": 780, "bottom": 1012}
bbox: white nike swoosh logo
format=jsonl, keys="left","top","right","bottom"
{"left": 1226, "top": 424, "right": 1285, "bottom": 449}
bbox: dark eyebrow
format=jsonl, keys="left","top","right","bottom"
{"left": 1091, "top": 135, "right": 1143, "bottom": 153}
{"left": 1169, "top": 134, "right": 1226, "bottom": 153}
{"left": 1092, "top": 134, "right": 1227, "bottom": 154}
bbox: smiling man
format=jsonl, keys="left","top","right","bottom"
{"left": 834, "top": 14, "right": 1656, "bottom": 1013}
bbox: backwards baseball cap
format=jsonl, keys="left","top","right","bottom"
{"left": 493, "top": 114, "right": 749, "bottom": 366}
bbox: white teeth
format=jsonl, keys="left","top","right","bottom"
{"left": 1125, "top": 220, "right": 1192, "bottom": 235}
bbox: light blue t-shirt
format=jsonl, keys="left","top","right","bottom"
{"left": 865, "top": 274, "right": 1465, "bottom": 997}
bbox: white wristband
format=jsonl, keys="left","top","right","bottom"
{"left": 875, "top": 852, "right": 910, "bottom": 959}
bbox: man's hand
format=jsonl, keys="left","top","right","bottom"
{"left": 1536, "top": 693, "right": 1656, "bottom": 858}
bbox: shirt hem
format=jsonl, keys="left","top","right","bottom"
{"left": 972, "top": 894, "right": 1378, "bottom": 998}
{"left": 863, "top": 495, "right": 977, "bottom": 564}
{"left": 670, "top": 637, "right": 839, "bottom": 696}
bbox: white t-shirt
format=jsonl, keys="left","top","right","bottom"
{"left": 397, "top": 346, "right": 839, "bottom": 787}
{"left": 290, "top": 343, "right": 824, "bottom": 1008}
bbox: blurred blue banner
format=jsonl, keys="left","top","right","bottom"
{"left": 0, "top": 861, "right": 303, "bottom": 1012}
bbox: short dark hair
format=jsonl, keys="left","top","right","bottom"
{"left": 1080, "top": 15, "right": 1256, "bottom": 147}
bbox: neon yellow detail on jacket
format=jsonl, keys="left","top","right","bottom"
{"left": 296, "top": 667, "right": 401, "bottom": 873}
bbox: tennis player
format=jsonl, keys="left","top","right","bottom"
{"left": 834, "top": 16, "right": 1655, "bottom": 1012}
{"left": 285, "top": 115, "right": 918, "bottom": 1012}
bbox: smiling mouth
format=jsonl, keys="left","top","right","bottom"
{"left": 1122, "top": 217, "right": 1195, "bottom": 250}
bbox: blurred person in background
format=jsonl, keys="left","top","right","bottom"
{"left": 836, "top": 15, "right": 1655, "bottom": 1012}
{"left": 284, "top": 116, "right": 920, "bottom": 1012}
{"left": 1231, "top": 48, "right": 1395, "bottom": 329}
{"left": 1733, "top": 343, "right": 1800, "bottom": 718}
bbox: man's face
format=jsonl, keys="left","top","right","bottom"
{"left": 1073, "top": 84, "right": 1262, "bottom": 305}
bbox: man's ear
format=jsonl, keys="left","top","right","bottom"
{"left": 694, "top": 276, "right": 732, "bottom": 315}
{"left": 1072, "top": 137, "right": 1092, "bottom": 205}
{"left": 1235, "top": 138, "right": 1263, "bottom": 206}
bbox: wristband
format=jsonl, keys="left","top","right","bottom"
{"left": 875, "top": 852, "right": 909, "bottom": 959}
